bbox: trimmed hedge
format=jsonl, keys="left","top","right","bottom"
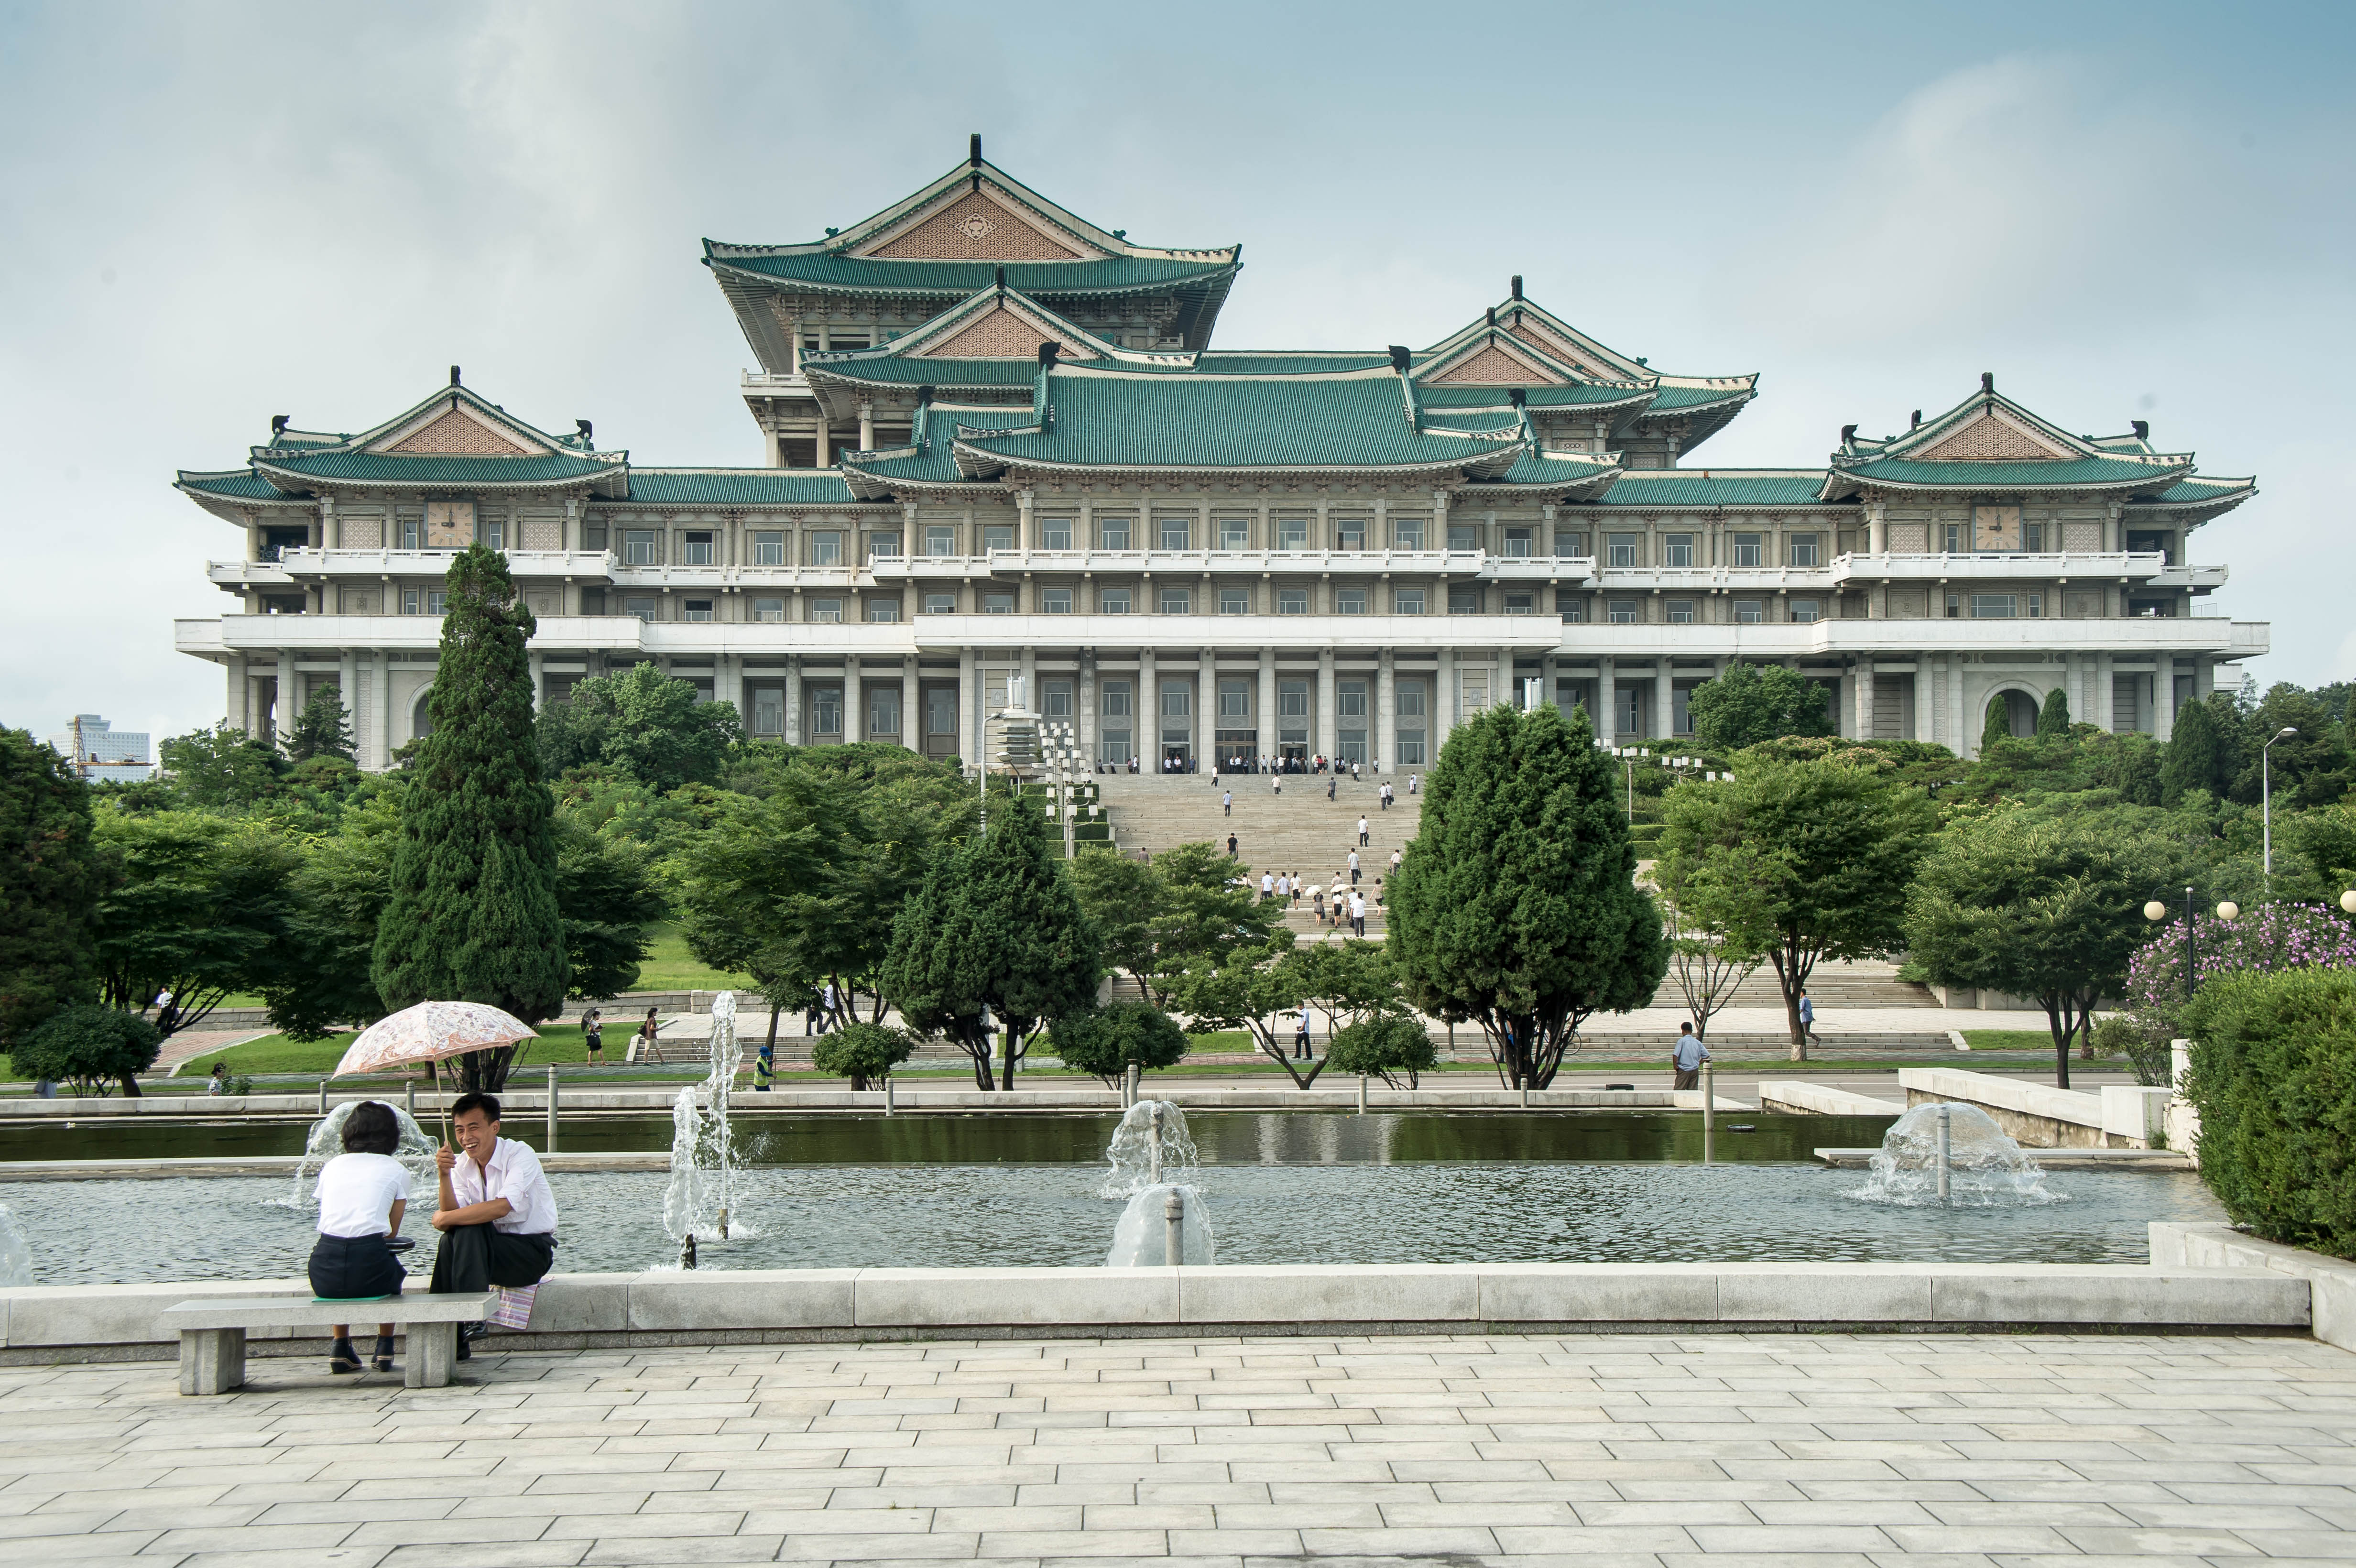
{"left": 1047, "top": 1002, "right": 1189, "bottom": 1087}
{"left": 2182, "top": 968, "right": 2356, "bottom": 1258}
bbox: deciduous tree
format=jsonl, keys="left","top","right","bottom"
{"left": 10, "top": 1004, "right": 159, "bottom": 1098}
{"left": 1047, "top": 1001, "right": 1190, "bottom": 1088}
{"left": 0, "top": 728, "right": 99, "bottom": 1051}
{"left": 538, "top": 662, "right": 742, "bottom": 790}
{"left": 1687, "top": 662, "right": 1835, "bottom": 753}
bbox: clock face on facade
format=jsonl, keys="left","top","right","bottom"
{"left": 959, "top": 214, "right": 995, "bottom": 240}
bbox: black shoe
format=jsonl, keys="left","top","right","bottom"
{"left": 372, "top": 1335, "right": 395, "bottom": 1374}
{"left": 454, "top": 1328, "right": 471, "bottom": 1362}
{"left": 329, "top": 1338, "right": 361, "bottom": 1374}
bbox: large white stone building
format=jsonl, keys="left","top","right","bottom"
{"left": 176, "top": 139, "right": 2265, "bottom": 768}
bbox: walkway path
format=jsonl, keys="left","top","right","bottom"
{"left": 3, "top": 1330, "right": 2350, "bottom": 1564}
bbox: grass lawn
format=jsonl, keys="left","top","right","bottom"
{"left": 628, "top": 922, "right": 754, "bottom": 993}
{"left": 1963, "top": 1028, "right": 2075, "bottom": 1052}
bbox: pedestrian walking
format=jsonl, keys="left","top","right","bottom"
{"left": 1291, "top": 872, "right": 1304, "bottom": 908}
{"left": 1330, "top": 875, "right": 1347, "bottom": 922}
{"left": 1672, "top": 1022, "right": 1709, "bottom": 1090}
{"left": 1260, "top": 871, "right": 1274, "bottom": 903}
{"left": 1327, "top": 773, "right": 1337, "bottom": 800}
{"left": 1348, "top": 848, "right": 1360, "bottom": 884}
{"left": 1350, "top": 890, "right": 1366, "bottom": 937}
{"left": 1352, "top": 761, "right": 1362, "bottom": 783}
{"left": 1293, "top": 1010, "right": 1314, "bottom": 1060}
{"left": 582, "top": 1008, "right": 603, "bottom": 1067}
{"left": 1388, "top": 847, "right": 1402, "bottom": 876}
{"left": 1272, "top": 773, "right": 1283, "bottom": 795}
{"left": 1311, "top": 884, "right": 1325, "bottom": 922}
{"left": 1227, "top": 831, "right": 1239, "bottom": 860}
{"left": 1798, "top": 990, "right": 1821, "bottom": 1047}
{"left": 1223, "top": 788, "right": 1233, "bottom": 817}
{"left": 1357, "top": 815, "right": 1370, "bottom": 847}
{"left": 1409, "top": 773, "right": 1419, "bottom": 795}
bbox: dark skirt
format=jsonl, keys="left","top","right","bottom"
{"left": 309, "top": 1232, "right": 406, "bottom": 1301}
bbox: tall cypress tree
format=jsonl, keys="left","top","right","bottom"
{"left": 371, "top": 545, "right": 567, "bottom": 1089}
{"left": 1387, "top": 703, "right": 1666, "bottom": 1089}
{"left": 0, "top": 728, "right": 100, "bottom": 1053}
{"left": 1980, "top": 694, "right": 2013, "bottom": 755}
{"left": 2036, "top": 687, "right": 2072, "bottom": 738}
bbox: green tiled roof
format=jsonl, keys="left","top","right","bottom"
{"left": 1419, "top": 382, "right": 1649, "bottom": 410}
{"left": 1192, "top": 353, "right": 1393, "bottom": 375}
{"left": 1421, "top": 411, "right": 1525, "bottom": 436}
{"left": 845, "top": 410, "right": 1038, "bottom": 489}
{"left": 621, "top": 470, "right": 864, "bottom": 505}
{"left": 255, "top": 450, "right": 620, "bottom": 486}
{"left": 804, "top": 356, "right": 1039, "bottom": 388}
{"left": 2136, "top": 477, "right": 2254, "bottom": 504}
{"left": 707, "top": 249, "right": 1235, "bottom": 299}
{"left": 1476, "top": 452, "right": 1619, "bottom": 490}
{"left": 177, "top": 468, "right": 284, "bottom": 500}
{"left": 1587, "top": 472, "right": 1835, "bottom": 509}
{"left": 963, "top": 371, "right": 1516, "bottom": 473}
{"left": 1832, "top": 455, "right": 2187, "bottom": 492}
{"left": 1644, "top": 384, "right": 1751, "bottom": 412}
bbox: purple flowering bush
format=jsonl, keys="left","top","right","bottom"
{"left": 2126, "top": 902, "right": 2356, "bottom": 1038}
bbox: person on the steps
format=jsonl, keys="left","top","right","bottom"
{"left": 1357, "top": 815, "right": 1370, "bottom": 847}
{"left": 1223, "top": 787, "right": 1233, "bottom": 817}
{"left": 429, "top": 1093, "right": 558, "bottom": 1360}
{"left": 1798, "top": 989, "right": 1821, "bottom": 1048}
{"left": 310, "top": 1100, "right": 410, "bottom": 1375}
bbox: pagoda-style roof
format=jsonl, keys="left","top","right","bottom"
{"left": 707, "top": 140, "right": 1240, "bottom": 369}
{"left": 1581, "top": 470, "right": 1840, "bottom": 511}
{"left": 1822, "top": 380, "right": 2203, "bottom": 502}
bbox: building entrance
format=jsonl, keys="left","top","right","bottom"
{"left": 1214, "top": 734, "right": 1257, "bottom": 771}
{"left": 1278, "top": 741, "right": 1308, "bottom": 768}
{"left": 1159, "top": 742, "right": 1193, "bottom": 772}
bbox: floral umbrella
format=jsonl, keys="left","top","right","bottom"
{"left": 333, "top": 1001, "right": 539, "bottom": 1140}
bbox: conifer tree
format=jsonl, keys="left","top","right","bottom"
{"left": 1980, "top": 694, "right": 2013, "bottom": 755}
{"left": 283, "top": 685, "right": 357, "bottom": 764}
{"left": 2161, "top": 696, "right": 2230, "bottom": 806}
{"left": 2036, "top": 687, "right": 2072, "bottom": 738}
{"left": 1387, "top": 703, "right": 1666, "bottom": 1089}
{"left": 0, "top": 728, "right": 100, "bottom": 1052}
{"left": 370, "top": 545, "right": 567, "bottom": 1090}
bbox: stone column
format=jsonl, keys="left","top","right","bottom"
{"left": 1256, "top": 648, "right": 1276, "bottom": 763}
{"left": 785, "top": 653, "right": 803, "bottom": 746}
{"left": 276, "top": 647, "right": 299, "bottom": 744}
{"left": 1376, "top": 650, "right": 1395, "bottom": 772}
{"left": 958, "top": 649, "right": 979, "bottom": 767}
{"left": 1197, "top": 653, "right": 1215, "bottom": 770}
{"left": 2094, "top": 650, "right": 2115, "bottom": 732}
{"left": 1541, "top": 650, "right": 1560, "bottom": 716}
{"left": 1853, "top": 654, "right": 1875, "bottom": 739}
{"left": 2155, "top": 654, "right": 2178, "bottom": 743}
{"left": 1866, "top": 501, "right": 1887, "bottom": 556}
{"left": 1316, "top": 649, "right": 1338, "bottom": 763}
{"left": 1913, "top": 657, "right": 1933, "bottom": 743}
{"left": 1597, "top": 654, "right": 1617, "bottom": 746}
{"left": 377, "top": 651, "right": 395, "bottom": 765}
{"left": 1079, "top": 650, "right": 1097, "bottom": 761}
{"left": 528, "top": 649, "right": 545, "bottom": 712}
{"left": 1655, "top": 662, "right": 1675, "bottom": 740}
{"left": 338, "top": 649, "right": 358, "bottom": 725}
{"left": 226, "top": 656, "right": 249, "bottom": 739}
{"left": 902, "top": 657, "right": 920, "bottom": 753}
{"left": 1950, "top": 658, "right": 1970, "bottom": 757}
{"left": 1140, "top": 647, "right": 1158, "bottom": 764}
{"left": 1435, "top": 646, "right": 1457, "bottom": 753}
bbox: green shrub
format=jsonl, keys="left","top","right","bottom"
{"left": 810, "top": 1022, "right": 918, "bottom": 1089}
{"left": 2092, "top": 1013, "right": 2174, "bottom": 1087}
{"left": 1047, "top": 1002, "right": 1190, "bottom": 1087}
{"left": 1324, "top": 1013, "right": 1440, "bottom": 1089}
{"left": 2182, "top": 969, "right": 2356, "bottom": 1258}
{"left": 11, "top": 1005, "right": 161, "bottom": 1097}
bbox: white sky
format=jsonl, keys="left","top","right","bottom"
{"left": 3, "top": 0, "right": 2351, "bottom": 747}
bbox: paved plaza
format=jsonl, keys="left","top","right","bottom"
{"left": 2, "top": 1331, "right": 2352, "bottom": 1566}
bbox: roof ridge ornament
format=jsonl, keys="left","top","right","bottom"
{"left": 971, "top": 133, "right": 982, "bottom": 167}
{"left": 1510, "top": 275, "right": 1523, "bottom": 301}
{"left": 1387, "top": 345, "right": 1411, "bottom": 373}
{"left": 1981, "top": 371, "right": 1995, "bottom": 393}
{"left": 449, "top": 365, "right": 461, "bottom": 387}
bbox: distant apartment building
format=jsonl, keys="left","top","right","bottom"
{"left": 174, "top": 139, "right": 2265, "bottom": 766}
{"left": 47, "top": 715, "right": 153, "bottom": 783}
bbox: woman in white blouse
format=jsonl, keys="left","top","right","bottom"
{"left": 309, "top": 1100, "right": 412, "bottom": 1374}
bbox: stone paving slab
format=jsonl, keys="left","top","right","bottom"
{"left": 0, "top": 1332, "right": 2348, "bottom": 1564}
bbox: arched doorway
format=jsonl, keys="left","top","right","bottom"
{"left": 411, "top": 690, "right": 435, "bottom": 742}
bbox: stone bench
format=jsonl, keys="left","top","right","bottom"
{"left": 162, "top": 1292, "right": 495, "bottom": 1394}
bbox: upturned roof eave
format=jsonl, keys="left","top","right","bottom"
{"left": 249, "top": 457, "right": 629, "bottom": 495}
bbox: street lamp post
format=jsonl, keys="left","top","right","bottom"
{"left": 2143, "top": 887, "right": 2242, "bottom": 1003}
{"left": 2263, "top": 726, "right": 2297, "bottom": 885}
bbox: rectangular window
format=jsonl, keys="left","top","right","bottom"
{"left": 1973, "top": 504, "right": 2023, "bottom": 552}
{"left": 1558, "top": 593, "right": 1586, "bottom": 622}
{"left": 1160, "top": 682, "right": 1190, "bottom": 722}
{"left": 580, "top": 518, "right": 607, "bottom": 552}
{"left": 1554, "top": 529, "right": 1586, "bottom": 558}
{"left": 869, "top": 687, "right": 900, "bottom": 737}
{"left": 1219, "top": 587, "right": 1250, "bottom": 615}
{"left": 1942, "top": 523, "right": 1963, "bottom": 553}
{"left": 1102, "top": 681, "right": 1133, "bottom": 719}
{"left": 1607, "top": 599, "right": 1638, "bottom": 623}
{"left": 811, "top": 686, "right": 842, "bottom": 738}
{"left": 1607, "top": 532, "right": 1641, "bottom": 567}
{"left": 808, "top": 531, "right": 841, "bottom": 567}
{"left": 2028, "top": 591, "right": 2044, "bottom": 618}
{"left": 1788, "top": 534, "right": 1821, "bottom": 567}
{"left": 1278, "top": 682, "right": 1310, "bottom": 722}
{"left": 982, "top": 591, "right": 1013, "bottom": 614}
{"left": 2023, "top": 521, "right": 2045, "bottom": 553}
{"left": 753, "top": 530, "right": 785, "bottom": 565}
{"left": 401, "top": 587, "right": 419, "bottom": 615}
{"left": 1099, "top": 588, "right": 1132, "bottom": 613}
{"left": 682, "top": 531, "right": 715, "bottom": 566}
{"left": 1278, "top": 515, "right": 1309, "bottom": 550}
{"left": 1449, "top": 585, "right": 1481, "bottom": 615}
{"left": 867, "top": 532, "right": 901, "bottom": 561}
{"left": 1732, "top": 533, "right": 1763, "bottom": 567}
{"left": 1502, "top": 527, "right": 1532, "bottom": 558}
{"left": 1042, "top": 680, "right": 1073, "bottom": 720}
{"left": 1447, "top": 523, "right": 1477, "bottom": 552}
{"left": 1666, "top": 599, "right": 1696, "bottom": 623}
{"left": 1216, "top": 516, "right": 1249, "bottom": 550}
{"left": 1396, "top": 734, "right": 1426, "bottom": 766}
{"left": 925, "top": 525, "right": 956, "bottom": 557}
{"left": 1334, "top": 517, "right": 1367, "bottom": 551}
{"left": 1789, "top": 599, "right": 1820, "bottom": 623}
{"left": 1969, "top": 594, "right": 2017, "bottom": 619}
{"left": 424, "top": 500, "right": 474, "bottom": 549}
{"left": 1663, "top": 534, "right": 1694, "bottom": 567}
{"left": 1394, "top": 588, "right": 1425, "bottom": 615}
{"left": 578, "top": 587, "right": 605, "bottom": 615}
{"left": 922, "top": 591, "right": 955, "bottom": 615}
{"left": 1040, "top": 518, "right": 1073, "bottom": 550}
{"left": 1393, "top": 516, "right": 1426, "bottom": 550}
{"left": 481, "top": 516, "right": 504, "bottom": 551}
{"left": 1946, "top": 592, "right": 1962, "bottom": 618}
{"left": 1397, "top": 681, "right": 1426, "bottom": 720}
{"left": 623, "top": 595, "right": 656, "bottom": 621}
{"left": 1734, "top": 599, "right": 1763, "bottom": 623}
{"left": 1042, "top": 588, "right": 1073, "bottom": 614}
{"left": 1158, "top": 588, "right": 1190, "bottom": 614}
{"left": 623, "top": 529, "right": 658, "bottom": 566}
{"left": 982, "top": 524, "right": 1014, "bottom": 553}
{"left": 752, "top": 688, "right": 784, "bottom": 737}
{"left": 751, "top": 597, "right": 784, "bottom": 623}
{"left": 867, "top": 599, "right": 900, "bottom": 622}
{"left": 808, "top": 598, "right": 842, "bottom": 623}
{"left": 1278, "top": 588, "right": 1308, "bottom": 615}
{"left": 1338, "top": 681, "right": 1367, "bottom": 721}
{"left": 1503, "top": 590, "right": 1534, "bottom": 615}
{"left": 1158, "top": 517, "right": 1190, "bottom": 551}
{"left": 399, "top": 514, "right": 422, "bottom": 551}
{"left": 1098, "top": 517, "right": 1133, "bottom": 551}
{"left": 683, "top": 599, "right": 714, "bottom": 622}
{"left": 1218, "top": 680, "right": 1249, "bottom": 722}
{"left": 1336, "top": 587, "right": 1368, "bottom": 614}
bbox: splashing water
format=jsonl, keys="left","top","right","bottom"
{"left": 0, "top": 1202, "right": 30, "bottom": 1286}
{"left": 663, "top": 991, "right": 752, "bottom": 1252}
{"left": 274, "top": 1100, "right": 439, "bottom": 1210}
{"left": 1850, "top": 1102, "right": 2060, "bottom": 1207}
{"left": 1100, "top": 1100, "right": 1200, "bottom": 1199}
{"left": 1105, "top": 1183, "right": 1217, "bottom": 1266}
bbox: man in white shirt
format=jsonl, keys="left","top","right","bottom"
{"left": 429, "top": 1093, "right": 558, "bottom": 1348}
{"left": 1357, "top": 815, "right": 1370, "bottom": 847}
{"left": 1349, "top": 890, "right": 1366, "bottom": 936}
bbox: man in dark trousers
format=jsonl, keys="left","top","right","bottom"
{"left": 430, "top": 1094, "right": 558, "bottom": 1358}
{"left": 1226, "top": 831, "right": 1239, "bottom": 859}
